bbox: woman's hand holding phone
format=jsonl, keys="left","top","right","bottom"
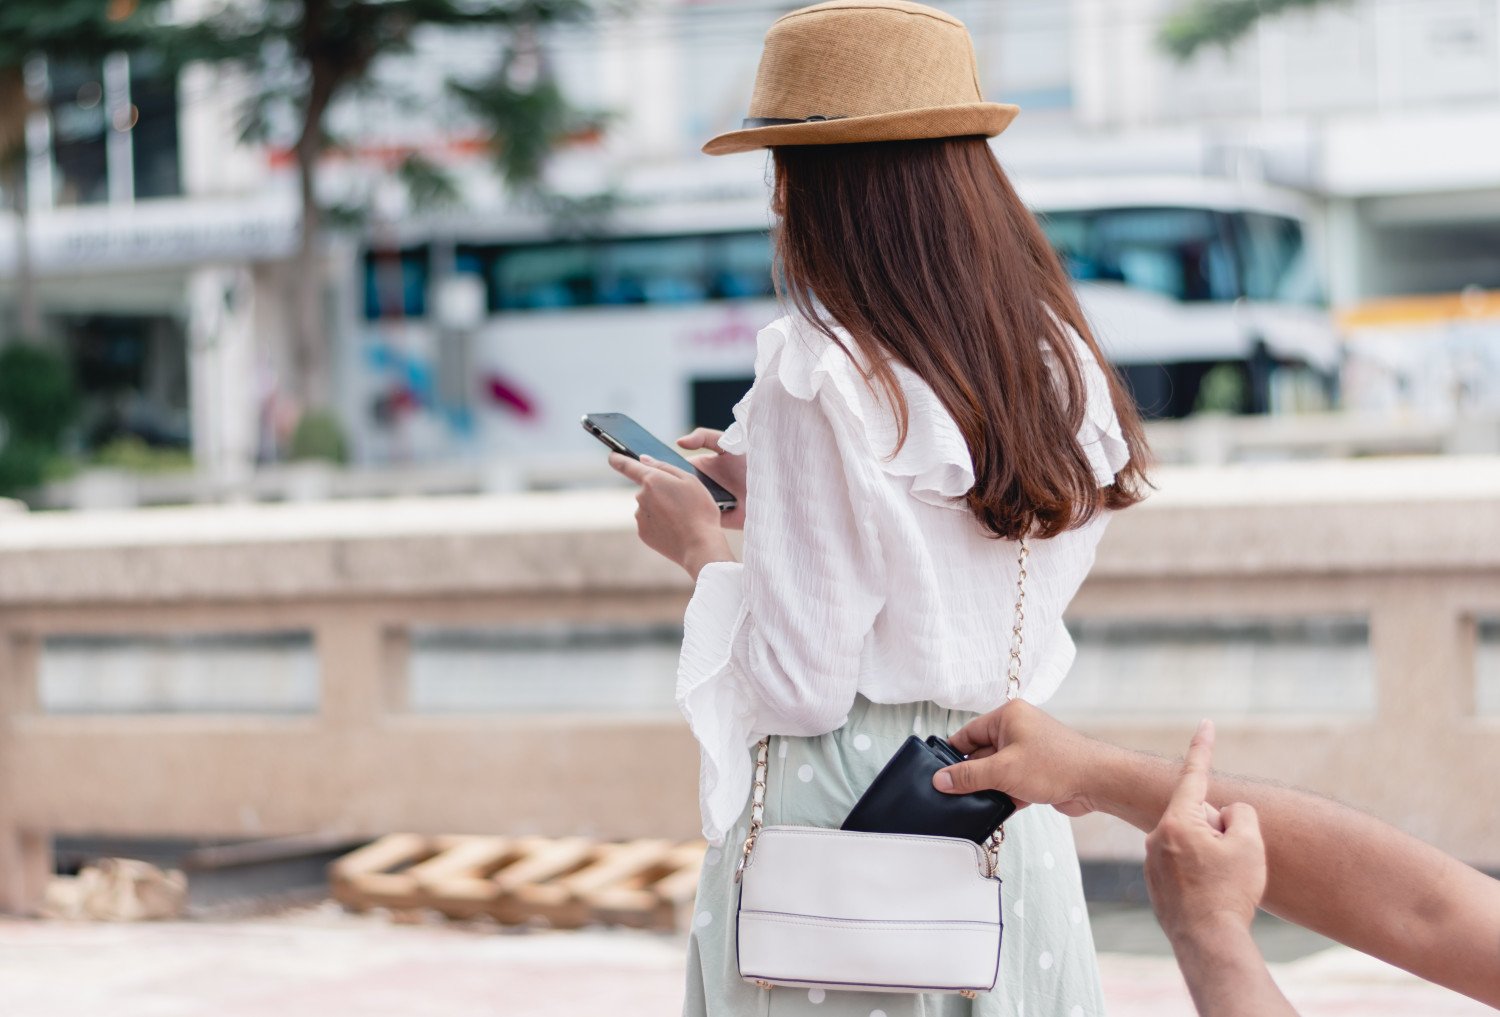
{"left": 676, "top": 428, "right": 746, "bottom": 530}
{"left": 608, "top": 452, "right": 735, "bottom": 580}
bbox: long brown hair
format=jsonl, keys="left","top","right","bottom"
{"left": 772, "top": 137, "right": 1150, "bottom": 540}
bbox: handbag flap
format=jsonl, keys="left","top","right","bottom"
{"left": 740, "top": 826, "right": 1000, "bottom": 925}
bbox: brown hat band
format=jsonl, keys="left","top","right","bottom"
{"left": 741, "top": 115, "right": 845, "bottom": 128}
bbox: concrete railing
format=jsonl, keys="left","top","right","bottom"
{"left": 31, "top": 414, "right": 1500, "bottom": 511}
{"left": 2, "top": 457, "right": 1499, "bottom": 912}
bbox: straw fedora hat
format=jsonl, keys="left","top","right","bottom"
{"left": 702, "top": 0, "right": 1019, "bottom": 156}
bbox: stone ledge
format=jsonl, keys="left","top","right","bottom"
{"left": 0, "top": 457, "right": 1495, "bottom": 604}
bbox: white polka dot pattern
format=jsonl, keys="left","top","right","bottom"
{"left": 807, "top": 988, "right": 825, "bottom": 1004}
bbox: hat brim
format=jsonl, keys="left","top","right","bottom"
{"left": 701, "top": 102, "right": 1019, "bottom": 156}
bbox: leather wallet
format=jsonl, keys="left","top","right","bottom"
{"left": 841, "top": 735, "right": 1017, "bottom": 844}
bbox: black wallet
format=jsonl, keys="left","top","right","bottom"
{"left": 841, "top": 735, "right": 1017, "bottom": 844}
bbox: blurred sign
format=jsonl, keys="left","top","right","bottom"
{"left": 0, "top": 197, "right": 299, "bottom": 276}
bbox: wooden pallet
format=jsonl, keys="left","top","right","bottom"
{"left": 329, "top": 834, "right": 706, "bottom": 931}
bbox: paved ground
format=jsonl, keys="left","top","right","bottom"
{"left": 0, "top": 904, "right": 1490, "bottom": 1017}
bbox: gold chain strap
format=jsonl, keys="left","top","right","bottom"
{"left": 736, "top": 537, "right": 1031, "bottom": 882}
{"left": 1004, "top": 537, "right": 1029, "bottom": 703}
{"left": 984, "top": 536, "right": 1028, "bottom": 876}
{"left": 735, "top": 736, "right": 770, "bottom": 881}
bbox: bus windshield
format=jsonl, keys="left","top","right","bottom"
{"left": 1038, "top": 207, "right": 1320, "bottom": 306}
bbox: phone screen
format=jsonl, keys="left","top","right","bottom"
{"left": 583, "top": 413, "right": 737, "bottom": 510}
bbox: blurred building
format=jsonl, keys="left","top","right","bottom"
{"left": 0, "top": 0, "right": 1497, "bottom": 486}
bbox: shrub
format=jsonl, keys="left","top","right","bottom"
{"left": 93, "top": 436, "right": 194, "bottom": 474}
{"left": 0, "top": 342, "right": 80, "bottom": 497}
{"left": 290, "top": 409, "right": 349, "bottom": 464}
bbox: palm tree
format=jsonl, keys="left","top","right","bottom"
{"left": 193, "top": 0, "right": 599, "bottom": 414}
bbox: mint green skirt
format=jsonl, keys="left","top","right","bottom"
{"left": 682, "top": 696, "right": 1106, "bottom": 1017}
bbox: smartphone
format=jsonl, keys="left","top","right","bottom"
{"left": 582, "top": 412, "right": 738, "bottom": 512}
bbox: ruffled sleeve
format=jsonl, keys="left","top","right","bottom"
{"left": 676, "top": 317, "right": 887, "bottom": 843}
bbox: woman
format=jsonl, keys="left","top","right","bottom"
{"left": 609, "top": 2, "right": 1149, "bottom": 1014}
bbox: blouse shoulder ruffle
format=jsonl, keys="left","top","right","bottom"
{"left": 721, "top": 313, "right": 1131, "bottom": 498}
{"left": 721, "top": 316, "right": 976, "bottom": 509}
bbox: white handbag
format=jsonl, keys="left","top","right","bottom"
{"left": 734, "top": 540, "right": 1030, "bottom": 997}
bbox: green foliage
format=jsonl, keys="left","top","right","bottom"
{"left": 397, "top": 153, "right": 463, "bottom": 212}
{"left": 1195, "top": 363, "right": 1250, "bottom": 415}
{"left": 453, "top": 60, "right": 612, "bottom": 193}
{"left": 0, "top": 343, "right": 79, "bottom": 445}
{"left": 0, "top": 0, "right": 179, "bottom": 66}
{"left": 0, "top": 440, "right": 56, "bottom": 497}
{"left": 1160, "top": 0, "right": 1348, "bottom": 60}
{"left": 0, "top": 342, "right": 79, "bottom": 496}
{"left": 201, "top": 1, "right": 600, "bottom": 159}
{"left": 92, "top": 436, "right": 194, "bottom": 474}
{"left": 290, "top": 410, "right": 349, "bottom": 464}
{"left": 2, "top": 0, "right": 608, "bottom": 221}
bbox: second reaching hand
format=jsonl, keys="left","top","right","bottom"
{"left": 931, "top": 700, "right": 1500, "bottom": 1010}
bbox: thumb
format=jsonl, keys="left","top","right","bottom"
{"left": 677, "top": 428, "right": 723, "bottom": 452}
{"left": 1219, "top": 802, "right": 1262, "bottom": 842}
{"left": 933, "top": 759, "right": 993, "bottom": 795}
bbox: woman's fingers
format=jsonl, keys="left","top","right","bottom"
{"left": 608, "top": 452, "right": 654, "bottom": 484}
{"left": 639, "top": 455, "right": 696, "bottom": 481}
{"left": 677, "top": 428, "right": 724, "bottom": 453}
{"left": 611, "top": 452, "right": 696, "bottom": 485}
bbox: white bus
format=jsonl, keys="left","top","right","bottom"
{"left": 354, "top": 175, "right": 1338, "bottom": 468}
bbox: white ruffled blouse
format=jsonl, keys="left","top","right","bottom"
{"left": 677, "top": 314, "right": 1131, "bottom": 843}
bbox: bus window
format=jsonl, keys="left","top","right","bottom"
{"left": 496, "top": 243, "right": 597, "bottom": 310}
{"left": 1234, "top": 213, "right": 1321, "bottom": 305}
{"left": 364, "top": 247, "right": 430, "bottom": 320}
{"left": 712, "top": 233, "right": 775, "bottom": 299}
{"left": 1096, "top": 209, "right": 1237, "bottom": 301}
{"left": 1040, "top": 208, "right": 1238, "bottom": 302}
{"left": 599, "top": 237, "right": 711, "bottom": 305}
{"left": 1037, "top": 212, "right": 1098, "bottom": 280}
{"left": 481, "top": 232, "right": 776, "bottom": 312}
